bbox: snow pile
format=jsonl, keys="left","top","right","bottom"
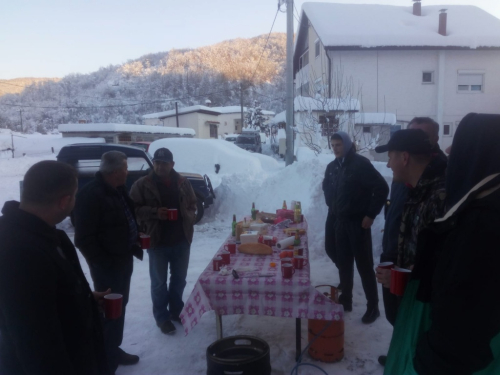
{"left": 58, "top": 123, "right": 195, "bottom": 136}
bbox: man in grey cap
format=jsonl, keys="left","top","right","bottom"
{"left": 323, "top": 132, "right": 389, "bottom": 324}
{"left": 130, "top": 147, "right": 197, "bottom": 335}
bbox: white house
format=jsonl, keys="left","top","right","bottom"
{"left": 294, "top": 1, "right": 500, "bottom": 151}
{"left": 142, "top": 105, "right": 275, "bottom": 139}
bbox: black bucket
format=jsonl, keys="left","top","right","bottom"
{"left": 206, "top": 335, "right": 271, "bottom": 375}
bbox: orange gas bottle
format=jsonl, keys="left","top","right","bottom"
{"left": 307, "top": 285, "right": 344, "bottom": 362}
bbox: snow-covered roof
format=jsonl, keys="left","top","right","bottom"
{"left": 354, "top": 113, "right": 397, "bottom": 126}
{"left": 142, "top": 105, "right": 218, "bottom": 119}
{"left": 271, "top": 110, "right": 287, "bottom": 124}
{"left": 58, "top": 123, "right": 195, "bottom": 135}
{"left": 143, "top": 105, "right": 275, "bottom": 119}
{"left": 294, "top": 96, "right": 360, "bottom": 112}
{"left": 211, "top": 106, "right": 275, "bottom": 116}
{"left": 302, "top": 3, "right": 500, "bottom": 49}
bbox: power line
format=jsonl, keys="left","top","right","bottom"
{"left": 250, "top": 8, "right": 280, "bottom": 82}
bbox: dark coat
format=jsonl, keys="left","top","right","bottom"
{"left": 381, "top": 182, "right": 408, "bottom": 261}
{"left": 412, "top": 175, "right": 500, "bottom": 374}
{"left": 322, "top": 148, "right": 389, "bottom": 220}
{"left": 0, "top": 201, "right": 109, "bottom": 375}
{"left": 74, "top": 172, "right": 142, "bottom": 265}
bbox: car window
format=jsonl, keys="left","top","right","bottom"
{"left": 236, "top": 136, "right": 256, "bottom": 144}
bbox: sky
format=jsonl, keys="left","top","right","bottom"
{"left": 1, "top": 0, "right": 499, "bottom": 79}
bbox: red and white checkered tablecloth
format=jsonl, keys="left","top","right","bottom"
{"left": 180, "top": 218, "right": 343, "bottom": 335}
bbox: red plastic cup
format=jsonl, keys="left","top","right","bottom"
{"left": 213, "top": 256, "right": 223, "bottom": 271}
{"left": 281, "top": 257, "right": 293, "bottom": 270}
{"left": 104, "top": 294, "right": 123, "bottom": 320}
{"left": 139, "top": 234, "right": 151, "bottom": 250}
{"left": 390, "top": 267, "right": 412, "bottom": 296}
{"left": 224, "top": 242, "right": 236, "bottom": 254}
{"left": 281, "top": 263, "right": 295, "bottom": 279}
{"left": 293, "top": 256, "right": 308, "bottom": 270}
{"left": 167, "top": 209, "right": 178, "bottom": 221}
{"left": 220, "top": 250, "right": 230, "bottom": 265}
{"left": 378, "top": 262, "right": 394, "bottom": 269}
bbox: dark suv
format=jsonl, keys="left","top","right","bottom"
{"left": 56, "top": 143, "right": 215, "bottom": 223}
{"left": 234, "top": 132, "right": 262, "bottom": 153}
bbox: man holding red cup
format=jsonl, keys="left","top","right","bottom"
{"left": 130, "top": 148, "right": 197, "bottom": 335}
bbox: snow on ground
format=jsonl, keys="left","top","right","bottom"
{"left": 0, "top": 134, "right": 394, "bottom": 375}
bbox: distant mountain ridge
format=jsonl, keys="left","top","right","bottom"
{"left": 0, "top": 77, "right": 60, "bottom": 96}
{"left": 0, "top": 33, "right": 286, "bottom": 133}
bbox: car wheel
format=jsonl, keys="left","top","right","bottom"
{"left": 195, "top": 197, "right": 204, "bottom": 224}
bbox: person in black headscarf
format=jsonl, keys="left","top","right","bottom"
{"left": 384, "top": 113, "right": 500, "bottom": 374}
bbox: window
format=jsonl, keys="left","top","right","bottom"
{"left": 314, "top": 78, "right": 322, "bottom": 94}
{"left": 457, "top": 73, "right": 484, "bottom": 92}
{"left": 209, "top": 124, "right": 218, "bottom": 138}
{"left": 301, "top": 82, "right": 310, "bottom": 97}
{"left": 118, "top": 133, "right": 132, "bottom": 142}
{"left": 422, "top": 71, "right": 434, "bottom": 84}
{"left": 443, "top": 123, "right": 453, "bottom": 137}
{"left": 320, "top": 115, "right": 338, "bottom": 136}
{"left": 315, "top": 40, "right": 320, "bottom": 58}
{"left": 299, "top": 50, "right": 309, "bottom": 70}
{"left": 363, "top": 126, "right": 371, "bottom": 134}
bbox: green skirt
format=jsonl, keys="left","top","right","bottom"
{"left": 384, "top": 280, "right": 500, "bottom": 375}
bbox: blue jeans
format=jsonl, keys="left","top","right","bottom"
{"left": 147, "top": 239, "right": 190, "bottom": 325}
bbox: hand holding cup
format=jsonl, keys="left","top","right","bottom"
{"left": 157, "top": 207, "right": 170, "bottom": 220}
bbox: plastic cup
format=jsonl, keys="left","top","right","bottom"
{"left": 378, "top": 262, "right": 394, "bottom": 269}
{"left": 281, "top": 263, "right": 295, "bottom": 279}
{"left": 293, "top": 256, "right": 308, "bottom": 270}
{"left": 104, "top": 294, "right": 123, "bottom": 320}
{"left": 139, "top": 234, "right": 151, "bottom": 250}
{"left": 390, "top": 267, "right": 412, "bottom": 296}
{"left": 167, "top": 209, "right": 178, "bottom": 221}
{"left": 224, "top": 242, "right": 236, "bottom": 254}
{"left": 213, "top": 256, "right": 223, "bottom": 271}
{"left": 220, "top": 250, "right": 230, "bottom": 265}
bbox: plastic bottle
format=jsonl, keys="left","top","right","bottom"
{"left": 294, "top": 202, "right": 301, "bottom": 223}
{"left": 293, "top": 231, "right": 301, "bottom": 246}
{"left": 251, "top": 202, "right": 256, "bottom": 220}
{"left": 282, "top": 200, "right": 287, "bottom": 210}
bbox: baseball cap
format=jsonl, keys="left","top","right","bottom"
{"left": 375, "top": 129, "right": 432, "bottom": 154}
{"left": 152, "top": 148, "right": 174, "bottom": 162}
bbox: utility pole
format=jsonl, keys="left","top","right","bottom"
{"left": 175, "top": 102, "right": 179, "bottom": 128}
{"left": 285, "top": 0, "right": 294, "bottom": 166}
{"left": 240, "top": 83, "right": 244, "bottom": 132}
{"left": 19, "top": 110, "right": 23, "bottom": 133}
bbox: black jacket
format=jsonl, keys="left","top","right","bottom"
{"left": 0, "top": 201, "right": 109, "bottom": 375}
{"left": 382, "top": 182, "right": 408, "bottom": 260}
{"left": 413, "top": 175, "right": 500, "bottom": 374}
{"left": 74, "top": 172, "right": 142, "bottom": 265}
{"left": 323, "top": 148, "right": 389, "bottom": 220}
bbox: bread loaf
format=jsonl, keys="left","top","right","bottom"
{"left": 238, "top": 243, "right": 273, "bottom": 255}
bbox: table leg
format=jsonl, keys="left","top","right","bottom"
{"left": 295, "top": 318, "right": 302, "bottom": 362}
{"left": 216, "top": 313, "right": 223, "bottom": 340}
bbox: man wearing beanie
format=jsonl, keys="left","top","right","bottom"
{"left": 323, "top": 131, "right": 389, "bottom": 324}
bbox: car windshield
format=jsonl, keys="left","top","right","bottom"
{"left": 235, "top": 136, "right": 255, "bottom": 144}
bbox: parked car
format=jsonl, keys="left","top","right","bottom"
{"left": 130, "top": 141, "right": 151, "bottom": 153}
{"left": 234, "top": 132, "right": 262, "bottom": 153}
{"left": 56, "top": 143, "right": 215, "bottom": 223}
{"left": 224, "top": 134, "right": 239, "bottom": 143}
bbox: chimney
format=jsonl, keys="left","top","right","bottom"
{"left": 439, "top": 9, "right": 447, "bottom": 36}
{"left": 413, "top": 0, "right": 421, "bottom": 16}
{"left": 205, "top": 99, "right": 212, "bottom": 107}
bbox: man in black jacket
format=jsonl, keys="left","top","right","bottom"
{"left": 74, "top": 151, "right": 142, "bottom": 373}
{"left": 0, "top": 161, "right": 110, "bottom": 375}
{"left": 323, "top": 131, "right": 389, "bottom": 323}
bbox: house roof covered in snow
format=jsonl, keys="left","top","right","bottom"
{"left": 300, "top": 3, "right": 500, "bottom": 50}
{"left": 58, "top": 123, "right": 195, "bottom": 136}
{"left": 143, "top": 105, "right": 275, "bottom": 120}
{"left": 294, "top": 96, "right": 360, "bottom": 112}
{"left": 354, "top": 113, "right": 397, "bottom": 126}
